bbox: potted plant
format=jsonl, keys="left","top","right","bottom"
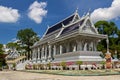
{"left": 13, "top": 63, "right": 16, "bottom": 71}
{"left": 47, "top": 62, "right": 51, "bottom": 70}
{"left": 100, "top": 61, "right": 106, "bottom": 69}
{"left": 76, "top": 61, "right": 83, "bottom": 70}
{"left": 60, "top": 61, "right": 66, "bottom": 70}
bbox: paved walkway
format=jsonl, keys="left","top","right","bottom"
{"left": 0, "top": 71, "right": 120, "bottom": 80}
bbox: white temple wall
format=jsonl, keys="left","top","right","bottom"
{"left": 31, "top": 36, "right": 100, "bottom": 63}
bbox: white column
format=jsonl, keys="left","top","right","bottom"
{"left": 73, "top": 45, "right": 76, "bottom": 51}
{"left": 66, "top": 42, "right": 69, "bottom": 52}
{"left": 106, "top": 37, "right": 110, "bottom": 53}
{"left": 48, "top": 44, "right": 51, "bottom": 58}
{"left": 34, "top": 48, "right": 36, "bottom": 59}
{"left": 40, "top": 48, "right": 42, "bottom": 59}
{"left": 38, "top": 47, "right": 40, "bottom": 59}
{"left": 94, "top": 41, "right": 97, "bottom": 51}
{"left": 45, "top": 45, "right": 47, "bottom": 59}
{"left": 53, "top": 45, "right": 56, "bottom": 56}
{"left": 35, "top": 48, "right": 37, "bottom": 60}
{"left": 60, "top": 45, "right": 62, "bottom": 54}
{"left": 30, "top": 51, "right": 31, "bottom": 60}
{"left": 94, "top": 41, "right": 96, "bottom": 51}
{"left": 90, "top": 41, "right": 94, "bottom": 51}
{"left": 42, "top": 46, "right": 44, "bottom": 59}
{"left": 77, "top": 40, "right": 82, "bottom": 51}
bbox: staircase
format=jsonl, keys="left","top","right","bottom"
{"left": 16, "top": 60, "right": 30, "bottom": 70}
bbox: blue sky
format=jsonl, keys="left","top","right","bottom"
{"left": 0, "top": 0, "right": 120, "bottom": 44}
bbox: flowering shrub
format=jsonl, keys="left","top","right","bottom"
{"left": 92, "top": 63, "right": 97, "bottom": 67}
{"left": 60, "top": 61, "right": 66, "bottom": 70}
{"left": 53, "top": 63, "right": 60, "bottom": 66}
{"left": 66, "top": 61, "right": 74, "bottom": 66}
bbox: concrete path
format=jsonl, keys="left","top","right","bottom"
{"left": 0, "top": 71, "right": 120, "bottom": 80}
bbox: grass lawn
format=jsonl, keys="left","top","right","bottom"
{"left": 23, "top": 69, "right": 120, "bottom": 76}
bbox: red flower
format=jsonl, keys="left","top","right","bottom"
{"left": 66, "top": 61, "right": 74, "bottom": 66}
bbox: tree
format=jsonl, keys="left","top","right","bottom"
{"left": 6, "top": 42, "right": 19, "bottom": 51}
{"left": 0, "top": 44, "right": 4, "bottom": 54}
{"left": 17, "top": 28, "right": 39, "bottom": 59}
{"left": 95, "top": 21, "right": 118, "bottom": 57}
{"left": 95, "top": 21, "right": 117, "bottom": 37}
{"left": 76, "top": 61, "right": 83, "bottom": 70}
{"left": 0, "top": 62, "right": 2, "bottom": 70}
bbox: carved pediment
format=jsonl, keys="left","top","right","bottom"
{"left": 81, "top": 19, "right": 97, "bottom": 34}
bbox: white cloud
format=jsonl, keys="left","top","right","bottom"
{"left": 91, "top": 0, "right": 120, "bottom": 22}
{"left": 0, "top": 6, "right": 20, "bottom": 23}
{"left": 28, "top": 1, "right": 47, "bottom": 24}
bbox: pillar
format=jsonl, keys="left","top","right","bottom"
{"left": 35, "top": 48, "right": 37, "bottom": 60}
{"left": 38, "top": 47, "right": 40, "bottom": 59}
{"left": 45, "top": 45, "right": 47, "bottom": 59}
{"left": 66, "top": 42, "right": 70, "bottom": 52}
{"left": 40, "top": 48, "right": 42, "bottom": 60}
{"left": 48, "top": 44, "right": 51, "bottom": 58}
{"left": 33, "top": 48, "right": 35, "bottom": 60}
{"left": 53, "top": 45, "right": 56, "bottom": 56}
{"left": 29, "top": 51, "right": 31, "bottom": 60}
{"left": 60, "top": 45, "right": 62, "bottom": 54}
{"left": 77, "top": 40, "right": 82, "bottom": 51}
{"left": 94, "top": 41, "right": 97, "bottom": 51}
{"left": 73, "top": 46, "right": 76, "bottom": 51}
{"left": 42, "top": 46, "right": 44, "bottom": 59}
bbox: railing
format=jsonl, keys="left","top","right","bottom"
{"left": 54, "top": 51, "right": 102, "bottom": 58}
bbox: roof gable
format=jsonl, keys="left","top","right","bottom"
{"left": 6, "top": 51, "right": 20, "bottom": 59}
{"left": 80, "top": 15, "right": 98, "bottom": 34}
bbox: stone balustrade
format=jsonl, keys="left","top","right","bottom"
{"left": 54, "top": 51, "right": 102, "bottom": 58}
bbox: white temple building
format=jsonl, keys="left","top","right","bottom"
{"left": 30, "top": 10, "right": 108, "bottom": 70}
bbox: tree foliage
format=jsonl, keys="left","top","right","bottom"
{"left": 6, "top": 42, "right": 19, "bottom": 51}
{"left": 76, "top": 61, "right": 83, "bottom": 70}
{"left": 17, "top": 28, "right": 39, "bottom": 59}
{"left": 0, "top": 44, "right": 4, "bottom": 54}
{"left": 95, "top": 21, "right": 117, "bottom": 36}
{"left": 95, "top": 20, "right": 120, "bottom": 58}
{"left": 60, "top": 61, "right": 66, "bottom": 70}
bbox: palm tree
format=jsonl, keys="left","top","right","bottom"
{"left": 76, "top": 61, "right": 83, "bottom": 70}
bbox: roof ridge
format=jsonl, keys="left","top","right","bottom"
{"left": 49, "top": 13, "right": 75, "bottom": 29}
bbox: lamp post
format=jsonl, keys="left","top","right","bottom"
{"left": 105, "top": 37, "right": 112, "bottom": 69}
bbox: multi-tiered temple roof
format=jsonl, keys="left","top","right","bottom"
{"left": 32, "top": 10, "right": 107, "bottom": 48}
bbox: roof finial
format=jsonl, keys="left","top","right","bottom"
{"left": 82, "top": 12, "right": 86, "bottom": 17}
{"left": 75, "top": 7, "right": 79, "bottom": 13}
{"left": 86, "top": 8, "right": 91, "bottom": 16}
{"left": 47, "top": 25, "right": 50, "bottom": 28}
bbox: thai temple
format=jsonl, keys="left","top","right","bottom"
{"left": 30, "top": 10, "right": 109, "bottom": 70}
